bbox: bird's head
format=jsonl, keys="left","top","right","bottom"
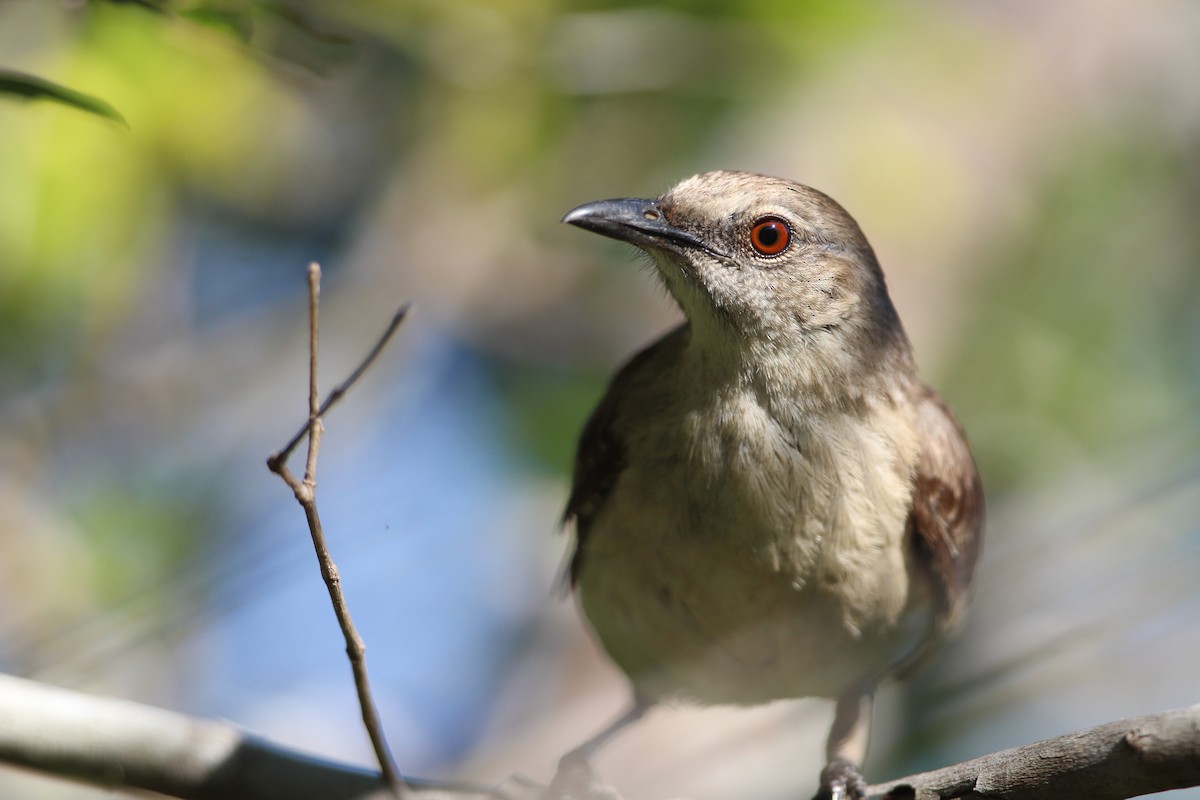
{"left": 564, "top": 171, "right": 912, "bottom": 383}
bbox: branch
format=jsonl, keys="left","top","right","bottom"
{"left": 0, "top": 673, "right": 487, "bottom": 800}
{"left": 871, "top": 704, "right": 1200, "bottom": 800}
{"left": 266, "top": 263, "right": 410, "bottom": 797}
{"left": 268, "top": 289, "right": 410, "bottom": 470}
{"left": 1, "top": 671, "right": 1197, "bottom": 800}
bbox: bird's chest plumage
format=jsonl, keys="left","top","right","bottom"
{"left": 576, "top": 385, "right": 927, "bottom": 704}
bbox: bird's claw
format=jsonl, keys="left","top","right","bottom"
{"left": 543, "top": 751, "right": 623, "bottom": 800}
{"left": 813, "top": 759, "right": 867, "bottom": 800}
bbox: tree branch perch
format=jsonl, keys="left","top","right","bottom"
{"left": 0, "top": 673, "right": 486, "bottom": 800}
{"left": 1, "top": 671, "right": 1196, "bottom": 800}
{"left": 871, "top": 704, "right": 1200, "bottom": 800}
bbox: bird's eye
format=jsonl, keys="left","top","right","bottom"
{"left": 749, "top": 217, "right": 791, "bottom": 256}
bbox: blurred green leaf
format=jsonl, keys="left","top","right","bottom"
{"left": 251, "top": 2, "right": 357, "bottom": 76}
{"left": 74, "top": 484, "right": 211, "bottom": 602}
{"left": 492, "top": 358, "right": 609, "bottom": 475}
{"left": 96, "top": 0, "right": 170, "bottom": 13}
{"left": 261, "top": 1, "right": 353, "bottom": 46}
{"left": 0, "top": 70, "right": 128, "bottom": 128}
{"left": 180, "top": 6, "right": 255, "bottom": 42}
{"left": 941, "top": 130, "right": 1200, "bottom": 489}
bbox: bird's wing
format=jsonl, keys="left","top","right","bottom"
{"left": 563, "top": 324, "right": 687, "bottom": 587}
{"left": 907, "top": 385, "right": 985, "bottom": 635}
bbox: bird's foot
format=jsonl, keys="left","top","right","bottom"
{"left": 543, "top": 751, "right": 623, "bottom": 800}
{"left": 492, "top": 773, "right": 547, "bottom": 800}
{"left": 812, "top": 759, "right": 867, "bottom": 800}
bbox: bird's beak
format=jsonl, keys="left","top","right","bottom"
{"left": 562, "top": 198, "right": 706, "bottom": 252}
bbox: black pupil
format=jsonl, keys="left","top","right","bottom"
{"left": 758, "top": 223, "right": 780, "bottom": 248}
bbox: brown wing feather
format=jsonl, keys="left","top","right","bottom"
{"left": 907, "top": 384, "right": 985, "bottom": 634}
{"left": 563, "top": 389, "right": 626, "bottom": 586}
{"left": 564, "top": 325, "right": 688, "bottom": 586}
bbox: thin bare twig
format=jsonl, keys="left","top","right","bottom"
{"left": 266, "top": 262, "right": 409, "bottom": 798}
{"left": 268, "top": 293, "right": 410, "bottom": 472}
{"left": 303, "top": 263, "right": 322, "bottom": 486}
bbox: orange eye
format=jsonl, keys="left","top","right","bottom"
{"left": 749, "top": 217, "right": 790, "bottom": 256}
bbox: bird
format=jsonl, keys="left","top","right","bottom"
{"left": 556, "top": 171, "right": 984, "bottom": 800}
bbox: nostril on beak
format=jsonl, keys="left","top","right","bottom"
{"left": 643, "top": 208, "right": 661, "bottom": 221}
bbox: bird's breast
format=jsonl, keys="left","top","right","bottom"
{"left": 576, "top": 386, "right": 928, "bottom": 704}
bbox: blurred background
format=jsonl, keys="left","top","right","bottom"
{"left": 1, "top": 0, "right": 1198, "bottom": 798}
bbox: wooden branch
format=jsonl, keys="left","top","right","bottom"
{"left": 265, "top": 263, "right": 410, "bottom": 797}
{"left": 268, "top": 287, "right": 410, "bottom": 470}
{"left": 0, "top": 673, "right": 488, "bottom": 800}
{"left": 2, "top": 670, "right": 1196, "bottom": 800}
{"left": 870, "top": 704, "right": 1200, "bottom": 800}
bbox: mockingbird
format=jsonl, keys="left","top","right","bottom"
{"left": 558, "top": 171, "right": 983, "bottom": 800}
